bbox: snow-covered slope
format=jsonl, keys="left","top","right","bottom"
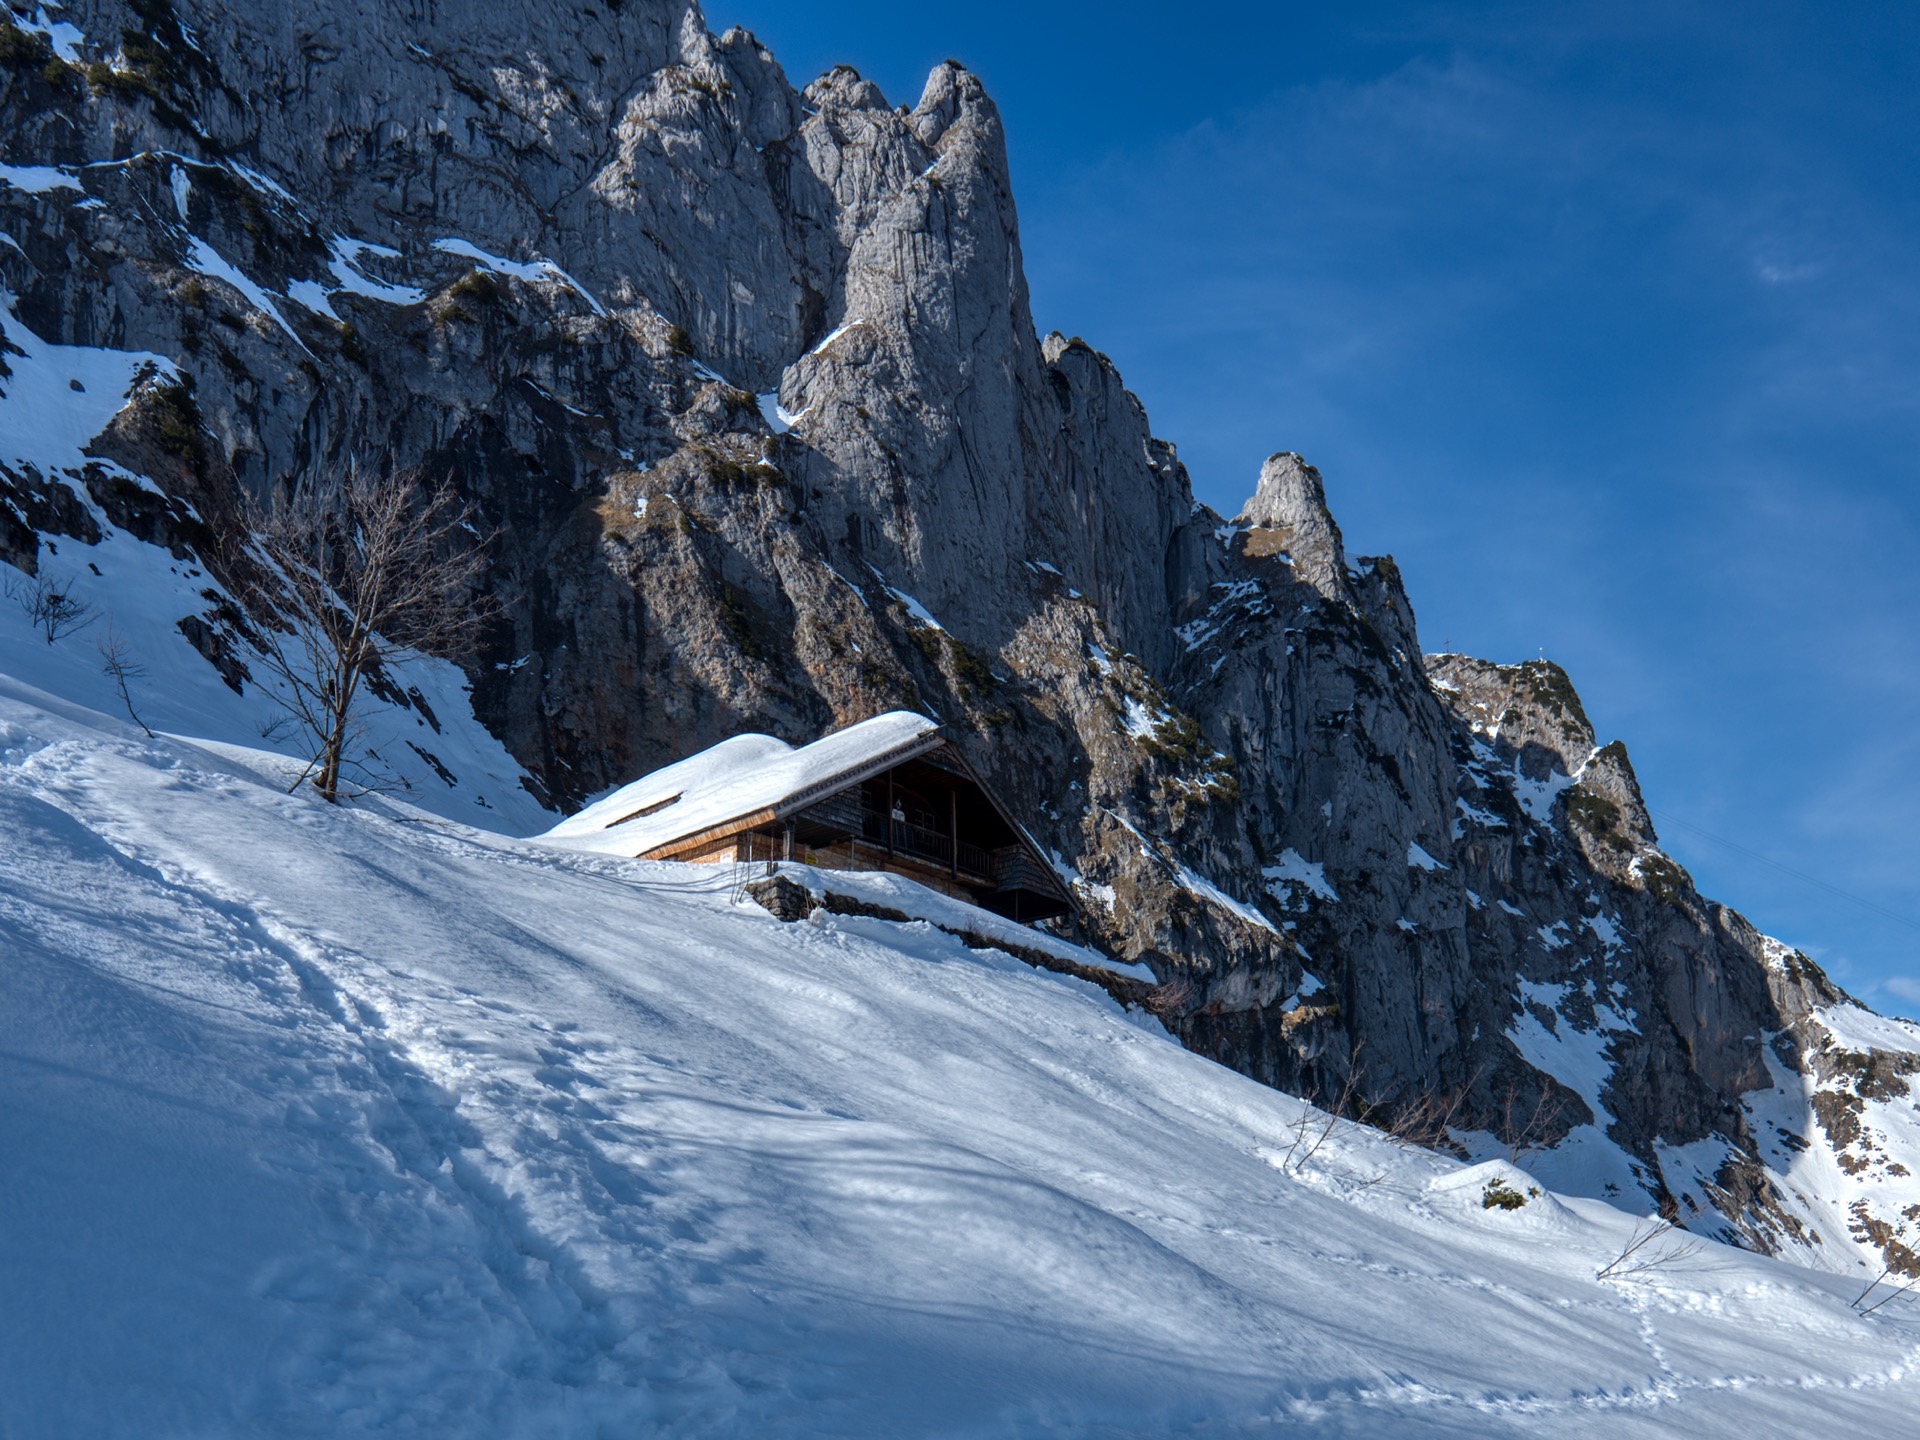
{"left": 9, "top": 0, "right": 1920, "bottom": 1273}
{"left": 4, "top": 674, "right": 1918, "bottom": 1437}
{"left": 0, "top": 282, "right": 548, "bottom": 833}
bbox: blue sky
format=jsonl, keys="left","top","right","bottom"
{"left": 714, "top": 1, "right": 1920, "bottom": 1012}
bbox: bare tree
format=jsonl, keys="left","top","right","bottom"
{"left": 245, "top": 466, "right": 493, "bottom": 803}
{"left": 96, "top": 628, "right": 154, "bottom": 737}
{"left": 7, "top": 570, "right": 96, "bottom": 644}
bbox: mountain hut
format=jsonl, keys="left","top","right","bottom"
{"left": 540, "top": 712, "right": 1073, "bottom": 924}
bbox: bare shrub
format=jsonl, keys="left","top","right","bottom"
{"left": 1596, "top": 1218, "right": 1703, "bottom": 1281}
{"left": 243, "top": 466, "right": 494, "bottom": 802}
{"left": 1278, "top": 1049, "right": 1367, "bottom": 1176}
{"left": 96, "top": 628, "right": 153, "bottom": 736}
{"left": 1499, "top": 1080, "right": 1566, "bottom": 1167}
{"left": 1378, "top": 1078, "right": 1477, "bottom": 1152}
{"left": 1279, "top": 1104, "right": 1341, "bottom": 1176}
{"left": 7, "top": 570, "right": 96, "bottom": 644}
{"left": 1144, "top": 973, "right": 1196, "bottom": 1018}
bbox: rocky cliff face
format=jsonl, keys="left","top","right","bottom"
{"left": 4, "top": 0, "right": 1916, "bottom": 1278}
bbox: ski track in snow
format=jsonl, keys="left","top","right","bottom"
{"left": 3, "top": 676, "right": 1919, "bottom": 1435}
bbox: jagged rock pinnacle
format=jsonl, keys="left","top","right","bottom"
{"left": 1236, "top": 451, "right": 1348, "bottom": 597}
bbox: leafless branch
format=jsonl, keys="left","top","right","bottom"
{"left": 1596, "top": 1218, "right": 1703, "bottom": 1281}
{"left": 1500, "top": 1080, "right": 1566, "bottom": 1167}
{"left": 1851, "top": 1265, "right": 1896, "bottom": 1309}
{"left": 1378, "top": 1076, "right": 1478, "bottom": 1153}
{"left": 1279, "top": 1048, "right": 1367, "bottom": 1176}
{"left": 1853, "top": 1265, "right": 1920, "bottom": 1317}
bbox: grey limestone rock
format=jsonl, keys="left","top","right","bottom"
{"left": 1235, "top": 451, "right": 1349, "bottom": 600}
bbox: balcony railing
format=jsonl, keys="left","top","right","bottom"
{"left": 956, "top": 838, "right": 992, "bottom": 878}
{"left": 855, "top": 809, "right": 992, "bottom": 880}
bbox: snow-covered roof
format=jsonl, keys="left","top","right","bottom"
{"left": 540, "top": 711, "right": 942, "bottom": 858}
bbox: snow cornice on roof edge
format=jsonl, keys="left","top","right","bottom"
{"left": 536, "top": 711, "right": 942, "bottom": 860}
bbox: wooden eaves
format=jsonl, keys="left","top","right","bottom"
{"left": 638, "top": 725, "right": 947, "bottom": 863}
{"left": 638, "top": 726, "right": 1075, "bottom": 914}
